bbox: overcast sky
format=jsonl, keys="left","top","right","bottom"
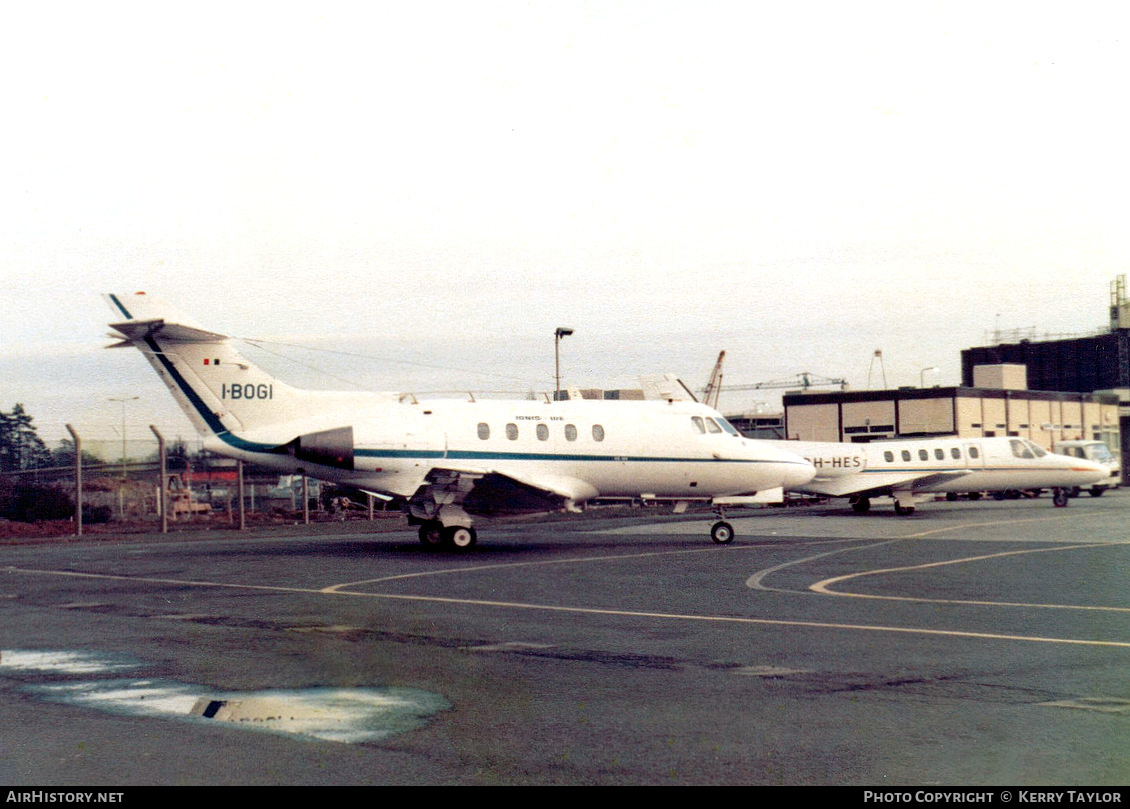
{"left": 3, "top": 1, "right": 1129, "bottom": 448}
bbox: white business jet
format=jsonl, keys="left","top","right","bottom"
{"left": 787, "top": 436, "right": 1108, "bottom": 514}
{"left": 105, "top": 293, "right": 815, "bottom": 548}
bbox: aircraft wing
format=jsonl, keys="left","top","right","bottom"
{"left": 905, "top": 470, "right": 974, "bottom": 491}
{"left": 800, "top": 469, "right": 972, "bottom": 498}
{"left": 411, "top": 465, "right": 600, "bottom": 518}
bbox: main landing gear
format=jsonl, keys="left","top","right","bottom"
{"left": 417, "top": 520, "right": 478, "bottom": 550}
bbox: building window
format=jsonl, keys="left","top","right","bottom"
{"left": 592, "top": 424, "right": 605, "bottom": 442}
{"left": 506, "top": 423, "right": 518, "bottom": 440}
{"left": 536, "top": 423, "right": 549, "bottom": 441}
{"left": 477, "top": 423, "right": 490, "bottom": 440}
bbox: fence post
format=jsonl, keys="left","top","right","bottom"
{"left": 237, "top": 460, "right": 245, "bottom": 531}
{"left": 66, "top": 424, "right": 82, "bottom": 537}
{"left": 150, "top": 425, "right": 167, "bottom": 534}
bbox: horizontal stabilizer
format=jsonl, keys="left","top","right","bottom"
{"left": 108, "top": 318, "right": 229, "bottom": 344}
{"left": 639, "top": 374, "right": 698, "bottom": 402}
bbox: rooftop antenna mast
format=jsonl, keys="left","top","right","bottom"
{"left": 867, "top": 349, "right": 887, "bottom": 390}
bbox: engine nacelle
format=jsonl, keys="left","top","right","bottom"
{"left": 291, "top": 426, "right": 354, "bottom": 470}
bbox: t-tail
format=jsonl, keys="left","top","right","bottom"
{"left": 105, "top": 291, "right": 312, "bottom": 441}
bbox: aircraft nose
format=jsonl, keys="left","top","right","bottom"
{"left": 1083, "top": 459, "right": 1110, "bottom": 482}
{"left": 784, "top": 457, "right": 817, "bottom": 489}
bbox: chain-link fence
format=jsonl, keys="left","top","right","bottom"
{"left": 2, "top": 425, "right": 397, "bottom": 536}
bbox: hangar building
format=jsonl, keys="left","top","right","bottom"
{"left": 782, "top": 381, "right": 1119, "bottom": 451}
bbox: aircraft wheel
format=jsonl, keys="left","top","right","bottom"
{"left": 1053, "top": 488, "right": 1069, "bottom": 508}
{"left": 850, "top": 497, "right": 871, "bottom": 514}
{"left": 444, "top": 525, "right": 477, "bottom": 550}
{"left": 1090, "top": 486, "right": 1106, "bottom": 497}
{"left": 1068, "top": 486, "right": 1081, "bottom": 498}
{"left": 992, "top": 491, "right": 1007, "bottom": 501}
{"left": 418, "top": 521, "right": 444, "bottom": 547}
{"left": 968, "top": 492, "right": 982, "bottom": 501}
{"left": 894, "top": 502, "right": 916, "bottom": 516}
{"left": 946, "top": 493, "right": 958, "bottom": 502}
{"left": 710, "top": 521, "right": 735, "bottom": 544}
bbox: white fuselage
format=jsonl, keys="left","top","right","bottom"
{"left": 204, "top": 396, "right": 816, "bottom": 501}
{"left": 784, "top": 436, "right": 1108, "bottom": 497}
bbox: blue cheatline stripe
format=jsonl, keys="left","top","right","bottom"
{"left": 107, "top": 293, "right": 132, "bottom": 319}
{"left": 140, "top": 333, "right": 277, "bottom": 454}
{"left": 356, "top": 448, "right": 805, "bottom": 465}
{"left": 862, "top": 466, "right": 1074, "bottom": 475}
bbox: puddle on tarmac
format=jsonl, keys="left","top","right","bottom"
{"left": 0, "top": 649, "right": 140, "bottom": 675}
{"left": 2, "top": 649, "right": 450, "bottom": 744}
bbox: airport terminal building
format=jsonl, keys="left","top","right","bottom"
{"left": 782, "top": 378, "right": 1120, "bottom": 450}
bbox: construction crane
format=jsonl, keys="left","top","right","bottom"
{"left": 702, "top": 350, "right": 725, "bottom": 409}
{"left": 700, "top": 359, "right": 847, "bottom": 399}
{"left": 720, "top": 372, "right": 849, "bottom": 393}
{"left": 699, "top": 352, "right": 848, "bottom": 406}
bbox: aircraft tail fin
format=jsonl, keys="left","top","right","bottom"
{"left": 105, "top": 292, "right": 299, "bottom": 438}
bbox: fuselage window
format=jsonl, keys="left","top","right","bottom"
{"left": 691, "top": 417, "right": 706, "bottom": 434}
{"left": 951, "top": 447, "right": 961, "bottom": 459}
{"left": 1010, "top": 439, "right": 1034, "bottom": 459}
{"left": 918, "top": 449, "right": 928, "bottom": 461}
{"left": 536, "top": 423, "right": 549, "bottom": 441}
{"left": 592, "top": 424, "right": 605, "bottom": 442}
{"left": 969, "top": 446, "right": 980, "bottom": 459}
{"left": 883, "top": 451, "right": 894, "bottom": 462}
{"left": 506, "top": 423, "right": 518, "bottom": 441}
{"left": 565, "top": 424, "right": 578, "bottom": 441}
{"left": 901, "top": 450, "right": 912, "bottom": 462}
{"left": 477, "top": 422, "right": 490, "bottom": 440}
{"left": 934, "top": 448, "right": 944, "bottom": 460}
{"left": 706, "top": 418, "right": 722, "bottom": 434}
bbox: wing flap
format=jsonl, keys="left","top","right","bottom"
{"left": 416, "top": 466, "right": 600, "bottom": 518}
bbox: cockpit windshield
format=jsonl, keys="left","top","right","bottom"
{"left": 1010, "top": 439, "right": 1047, "bottom": 459}
{"left": 693, "top": 416, "right": 742, "bottom": 437}
{"left": 1086, "top": 444, "right": 1114, "bottom": 462}
{"left": 714, "top": 417, "right": 741, "bottom": 436}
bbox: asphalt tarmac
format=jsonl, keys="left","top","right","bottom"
{"left": 2, "top": 491, "right": 1130, "bottom": 786}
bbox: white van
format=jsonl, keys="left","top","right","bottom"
{"left": 1052, "top": 440, "right": 1121, "bottom": 496}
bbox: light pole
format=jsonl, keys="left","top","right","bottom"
{"left": 919, "top": 366, "right": 939, "bottom": 388}
{"left": 554, "top": 327, "right": 574, "bottom": 401}
{"left": 108, "top": 396, "right": 139, "bottom": 478}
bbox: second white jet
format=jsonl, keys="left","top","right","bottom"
{"left": 786, "top": 436, "right": 1109, "bottom": 514}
